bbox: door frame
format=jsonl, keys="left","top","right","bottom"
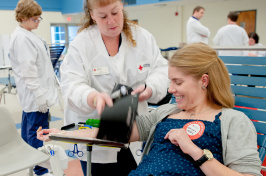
{"left": 234, "top": 9, "right": 257, "bottom": 33}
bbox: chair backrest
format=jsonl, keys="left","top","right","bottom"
{"left": 160, "top": 47, "right": 179, "bottom": 60}
{"left": 49, "top": 45, "right": 65, "bottom": 69}
{"left": 0, "top": 106, "right": 50, "bottom": 176}
{"left": 219, "top": 56, "right": 266, "bottom": 162}
{"left": 0, "top": 106, "right": 22, "bottom": 148}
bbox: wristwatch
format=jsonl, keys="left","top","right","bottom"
{"left": 195, "top": 149, "right": 213, "bottom": 166}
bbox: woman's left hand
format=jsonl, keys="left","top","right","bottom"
{"left": 164, "top": 128, "right": 201, "bottom": 156}
{"left": 131, "top": 84, "right": 152, "bottom": 102}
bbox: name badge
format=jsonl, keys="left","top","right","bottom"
{"left": 183, "top": 121, "right": 205, "bottom": 140}
{"left": 93, "top": 67, "right": 109, "bottom": 76}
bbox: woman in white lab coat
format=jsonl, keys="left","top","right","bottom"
{"left": 9, "top": 1, "right": 58, "bottom": 176}
{"left": 60, "top": 0, "right": 168, "bottom": 175}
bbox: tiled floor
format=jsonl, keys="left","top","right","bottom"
{"left": 0, "top": 69, "right": 83, "bottom": 176}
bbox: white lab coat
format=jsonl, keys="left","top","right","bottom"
{"left": 213, "top": 24, "right": 249, "bottom": 56}
{"left": 186, "top": 16, "right": 210, "bottom": 44}
{"left": 60, "top": 25, "right": 168, "bottom": 163}
{"left": 9, "top": 26, "right": 58, "bottom": 112}
{"left": 243, "top": 43, "right": 266, "bottom": 57}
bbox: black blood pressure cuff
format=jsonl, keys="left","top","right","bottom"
{"left": 96, "top": 94, "right": 139, "bottom": 143}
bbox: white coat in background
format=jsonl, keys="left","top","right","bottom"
{"left": 243, "top": 43, "right": 266, "bottom": 57}
{"left": 60, "top": 25, "right": 168, "bottom": 164}
{"left": 186, "top": 16, "right": 210, "bottom": 44}
{"left": 213, "top": 24, "right": 249, "bottom": 56}
{"left": 9, "top": 26, "right": 58, "bottom": 112}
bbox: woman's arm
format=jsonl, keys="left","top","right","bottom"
{"left": 164, "top": 128, "right": 257, "bottom": 176}
{"left": 37, "top": 128, "right": 99, "bottom": 142}
{"left": 129, "top": 122, "right": 140, "bottom": 142}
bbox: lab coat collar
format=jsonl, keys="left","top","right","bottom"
{"left": 192, "top": 16, "right": 199, "bottom": 20}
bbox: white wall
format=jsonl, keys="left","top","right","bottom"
{"left": 182, "top": 0, "right": 266, "bottom": 46}
{"left": 0, "top": 0, "right": 265, "bottom": 49}
{"left": 0, "top": 35, "right": 11, "bottom": 66}
{"left": 126, "top": 5, "right": 182, "bottom": 49}
{"left": 0, "top": 10, "right": 81, "bottom": 44}
{"left": 126, "top": 0, "right": 266, "bottom": 48}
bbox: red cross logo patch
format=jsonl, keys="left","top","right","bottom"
{"left": 138, "top": 65, "right": 143, "bottom": 71}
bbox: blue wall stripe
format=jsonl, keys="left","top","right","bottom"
{"left": 61, "top": 0, "right": 84, "bottom": 14}
{"left": 0, "top": 0, "right": 62, "bottom": 11}
{"left": 0, "top": 0, "right": 180, "bottom": 14}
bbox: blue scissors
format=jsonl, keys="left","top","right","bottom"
{"left": 136, "top": 141, "right": 146, "bottom": 156}
{"left": 68, "top": 144, "right": 84, "bottom": 157}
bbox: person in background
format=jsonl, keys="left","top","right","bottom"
{"left": 186, "top": 6, "right": 210, "bottom": 44}
{"left": 9, "top": 0, "right": 58, "bottom": 176}
{"left": 59, "top": 0, "right": 168, "bottom": 175}
{"left": 38, "top": 43, "right": 262, "bottom": 176}
{"left": 244, "top": 32, "right": 266, "bottom": 57}
{"left": 244, "top": 32, "right": 266, "bottom": 87}
{"left": 213, "top": 11, "right": 249, "bottom": 56}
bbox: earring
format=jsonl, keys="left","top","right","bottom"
{"left": 202, "top": 86, "right": 206, "bottom": 90}
{"left": 93, "top": 20, "right": 96, "bottom": 24}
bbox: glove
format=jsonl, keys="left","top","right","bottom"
{"left": 35, "top": 94, "right": 48, "bottom": 113}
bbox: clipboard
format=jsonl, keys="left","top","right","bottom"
{"left": 49, "top": 133, "right": 128, "bottom": 149}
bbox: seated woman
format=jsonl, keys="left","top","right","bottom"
{"left": 244, "top": 32, "right": 266, "bottom": 57}
{"left": 38, "top": 43, "right": 262, "bottom": 176}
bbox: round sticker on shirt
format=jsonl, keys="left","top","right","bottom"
{"left": 183, "top": 121, "right": 205, "bottom": 140}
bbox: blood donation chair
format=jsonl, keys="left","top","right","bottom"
{"left": 0, "top": 67, "right": 16, "bottom": 104}
{"left": 0, "top": 106, "right": 49, "bottom": 176}
{"left": 160, "top": 47, "right": 179, "bottom": 60}
{"left": 49, "top": 45, "right": 65, "bottom": 77}
{"left": 219, "top": 55, "right": 266, "bottom": 172}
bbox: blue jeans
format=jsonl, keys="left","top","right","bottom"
{"left": 21, "top": 111, "right": 49, "bottom": 175}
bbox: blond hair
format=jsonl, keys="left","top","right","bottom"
{"left": 79, "top": 0, "right": 136, "bottom": 47}
{"left": 15, "top": 0, "right": 42, "bottom": 22}
{"left": 169, "top": 43, "right": 234, "bottom": 108}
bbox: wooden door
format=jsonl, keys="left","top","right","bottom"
{"left": 236, "top": 10, "right": 256, "bottom": 35}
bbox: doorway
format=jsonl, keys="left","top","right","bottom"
{"left": 235, "top": 10, "right": 256, "bottom": 35}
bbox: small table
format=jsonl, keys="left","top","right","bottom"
{"left": 49, "top": 133, "right": 128, "bottom": 176}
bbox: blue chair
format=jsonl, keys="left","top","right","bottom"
{"left": 49, "top": 45, "right": 65, "bottom": 77}
{"left": 220, "top": 56, "right": 266, "bottom": 168}
{"left": 0, "top": 67, "right": 16, "bottom": 104}
{"left": 160, "top": 47, "right": 179, "bottom": 60}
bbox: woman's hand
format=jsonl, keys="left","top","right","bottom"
{"left": 87, "top": 91, "right": 113, "bottom": 115}
{"left": 37, "top": 128, "right": 62, "bottom": 142}
{"left": 164, "top": 128, "right": 201, "bottom": 156}
{"left": 131, "top": 84, "right": 152, "bottom": 102}
{"left": 248, "top": 52, "right": 258, "bottom": 57}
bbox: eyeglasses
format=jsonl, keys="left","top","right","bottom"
{"left": 30, "top": 16, "right": 43, "bottom": 23}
